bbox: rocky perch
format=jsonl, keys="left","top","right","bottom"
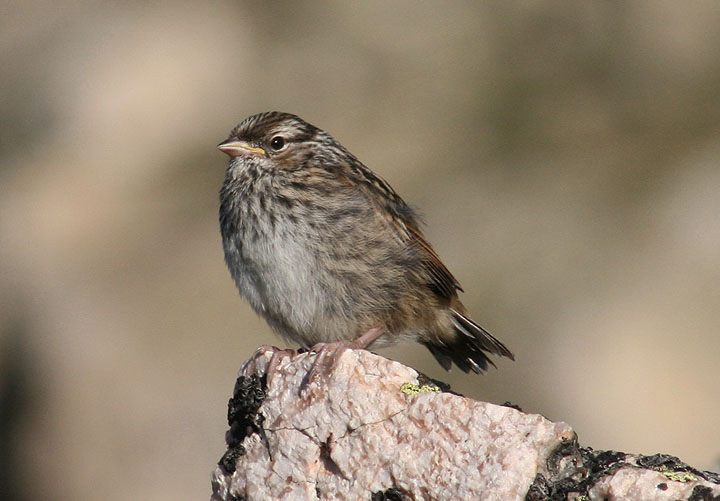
{"left": 210, "top": 349, "right": 719, "bottom": 500}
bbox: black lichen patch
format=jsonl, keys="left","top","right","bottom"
{"left": 688, "top": 484, "right": 718, "bottom": 501}
{"left": 219, "top": 445, "right": 246, "bottom": 474}
{"left": 218, "top": 373, "right": 269, "bottom": 472}
{"left": 637, "top": 453, "right": 688, "bottom": 470}
{"left": 525, "top": 448, "right": 720, "bottom": 500}
{"left": 525, "top": 438, "right": 586, "bottom": 500}
{"left": 502, "top": 401, "right": 524, "bottom": 412}
{"left": 586, "top": 449, "right": 628, "bottom": 476}
{"left": 547, "top": 435, "right": 585, "bottom": 482}
{"left": 370, "top": 487, "right": 411, "bottom": 501}
{"left": 526, "top": 447, "right": 630, "bottom": 500}
{"left": 525, "top": 473, "right": 551, "bottom": 501}
{"left": 227, "top": 373, "right": 267, "bottom": 446}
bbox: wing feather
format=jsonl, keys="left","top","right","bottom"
{"left": 348, "top": 162, "right": 462, "bottom": 301}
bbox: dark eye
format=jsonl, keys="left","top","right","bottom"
{"left": 269, "top": 136, "right": 286, "bottom": 151}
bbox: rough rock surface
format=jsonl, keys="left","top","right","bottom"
{"left": 210, "top": 349, "right": 720, "bottom": 500}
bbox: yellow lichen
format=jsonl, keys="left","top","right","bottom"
{"left": 400, "top": 382, "right": 441, "bottom": 395}
{"left": 659, "top": 467, "right": 697, "bottom": 483}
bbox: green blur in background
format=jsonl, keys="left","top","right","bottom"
{"left": 1, "top": 1, "right": 719, "bottom": 499}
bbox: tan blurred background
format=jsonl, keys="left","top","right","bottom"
{"left": 1, "top": 1, "right": 719, "bottom": 499}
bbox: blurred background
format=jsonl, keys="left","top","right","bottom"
{"left": 1, "top": 1, "right": 719, "bottom": 499}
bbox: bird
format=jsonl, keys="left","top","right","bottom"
{"left": 217, "top": 111, "right": 513, "bottom": 378}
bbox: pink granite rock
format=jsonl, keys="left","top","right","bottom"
{"left": 211, "top": 349, "right": 720, "bottom": 500}
{"left": 211, "top": 349, "right": 580, "bottom": 500}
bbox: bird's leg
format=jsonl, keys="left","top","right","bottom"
{"left": 301, "top": 327, "right": 385, "bottom": 392}
{"left": 353, "top": 327, "right": 386, "bottom": 349}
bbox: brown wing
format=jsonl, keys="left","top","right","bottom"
{"left": 346, "top": 161, "right": 463, "bottom": 302}
{"left": 406, "top": 223, "right": 463, "bottom": 300}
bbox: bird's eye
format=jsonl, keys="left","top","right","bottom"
{"left": 269, "top": 136, "right": 286, "bottom": 151}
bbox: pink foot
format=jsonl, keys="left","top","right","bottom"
{"left": 242, "top": 345, "right": 297, "bottom": 384}
{"left": 301, "top": 327, "right": 384, "bottom": 392}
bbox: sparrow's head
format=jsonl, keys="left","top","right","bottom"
{"left": 218, "top": 112, "right": 340, "bottom": 172}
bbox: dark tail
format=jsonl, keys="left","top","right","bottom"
{"left": 423, "top": 308, "right": 514, "bottom": 374}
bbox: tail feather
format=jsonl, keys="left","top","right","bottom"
{"left": 423, "top": 309, "right": 514, "bottom": 374}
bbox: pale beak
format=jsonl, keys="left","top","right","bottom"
{"left": 217, "top": 138, "right": 266, "bottom": 158}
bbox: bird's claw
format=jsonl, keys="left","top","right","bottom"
{"left": 299, "top": 327, "right": 385, "bottom": 394}
{"left": 242, "top": 345, "right": 297, "bottom": 385}
{"left": 299, "top": 340, "right": 357, "bottom": 394}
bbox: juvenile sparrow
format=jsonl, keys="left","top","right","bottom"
{"left": 218, "top": 112, "right": 513, "bottom": 375}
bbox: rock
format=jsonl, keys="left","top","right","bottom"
{"left": 210, "top": 349, "right": 720, "bottom": 500}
